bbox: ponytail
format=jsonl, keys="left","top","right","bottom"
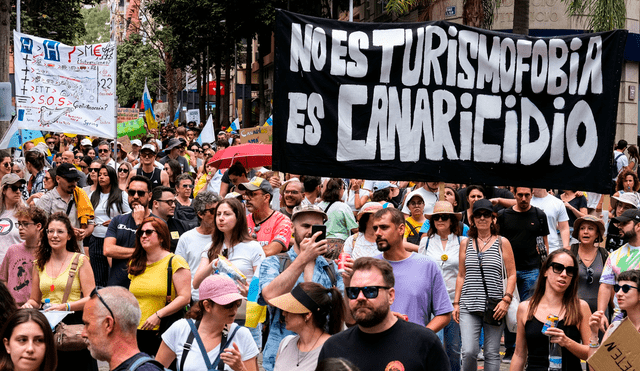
{"left": 300, "top": 282, "right": 345, "bottom": 335}
{"left": 326, "top": 286, "right": 345, "bottom": 335}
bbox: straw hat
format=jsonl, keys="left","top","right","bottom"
{"left": 426, "top": 201, "right": 462, "bottom": 221}
{"left": 572, "top": 215, "right": 605, "bottom": 242}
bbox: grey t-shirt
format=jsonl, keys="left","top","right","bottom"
{"left": 577, "top": 248, "right": 606, "bottom": 315}
{"left": 274, "top": 335, "right": 322, "bottom": 371}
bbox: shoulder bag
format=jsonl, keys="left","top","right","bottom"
{"left": 496, "top": 237, "right": 520, "bottom": 332}
{"left": 475, "top": 239, "right": 502, "bottom": 326}
{"left": 182, "top": 319, "right": 240, "bottom": 371}
{"left": 54, "top": 253, "right": 88, "bottom": 352}
{"left": 159, "top": 255, "right": 186, "bottom": 334}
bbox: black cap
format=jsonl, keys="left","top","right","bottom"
{"left": 166, "top": 138, "right": 184, "bottom": 151}
{"left": 612, "top": 209, "right": 640, "bottom": 224}
{"left": 56, "top": 163, "right": 81, "bottom": 180}
{"left": 472, "top": 199, "right": 494, "bottom": 214}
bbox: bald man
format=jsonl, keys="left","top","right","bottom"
{"left": 62, "top": 150, "right": 88, "bottom": 187}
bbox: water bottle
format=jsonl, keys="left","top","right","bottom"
{"left": 549, "top": 341, "right": 562, "bottom": 370}
{"left": 42, "top": 298, "right": 51, "bottom": 310}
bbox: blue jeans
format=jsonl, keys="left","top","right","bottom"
{"left": 505, "top": 268, "right": 540, "bottom": 351}
{"left": 437, "top": 318, "right": 461, "bottom": 371}
{"left": 460, "top": 310, "right": 504, "bottom": 371}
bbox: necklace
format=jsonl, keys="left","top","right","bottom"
{"left": 579, "top": 247, "right": 598, "bottom": 265}
{"left": 252, "top": 210, "right": 275, "bottom": 233}
{"left": 478, "top": 235, "right": 492, "bottom": 250}
{"left": 296, "top": 333, "right": 322, "bottom": 367}
{"left": 49, "top": 252, "right": 72, "bottom": 292}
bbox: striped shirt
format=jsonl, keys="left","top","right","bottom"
{"left": 460, "top": 237, "right": 504, "bottom": 313}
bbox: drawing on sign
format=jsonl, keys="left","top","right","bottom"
{"left": 40, "top": 106, "right": 74, "bottom": 126}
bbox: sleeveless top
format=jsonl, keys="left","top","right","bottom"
{"left": 524, "top": 317, "right": 582, "bottom": 371}
{"left": 137, "top": 167, "right": 162, "bottom": 189}
{"left": 37, "top": 252, "right": 86, "bottom": 304}
{"left": 460, "top": 238, "right": 503, "bottom": 313}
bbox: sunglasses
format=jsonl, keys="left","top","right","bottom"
{"left": 156, "top": 199, "right": 175, "bottom": 207}
{"left": 203, "top": 207, "right": 216, "bottom": 215}
{"left": 181, "top": 184, "right": 194, "bottom": 189}
{"left": 5, "top": 184, "right": 21, "bottom": 192}
{"left": 614, "top": 283, "right": 639, "bottom": 293}
{"left": 138, "top": 229, "right": 156, "bottom": 237}
{"left": 128, "top": 190, "right": 147, "bottom": 197}
{"left": 586, "top": 267, "right": 594, "bottom": 285}
{"left": 549, "top": 262, "right": 578, "bottom": 277}
{"left": 432, "top": 214, "right": 450, "bottom": 221}
{"left": 88, "top": 168, "right": 100, "bottom": 173}
{"left": 345, "top": 286, "right": 391, "bottom": 300}
{"left": 474, "top": 211, "right": 493, "bottom": 219}
{"left": 98, "top": 149, "right": 110, "bottom": 154}
{"left": 90, "top": 287, "right": 116, "bottom": 323}
{"left": 118, "top": 168, "right": 129, "bottom": 174}
{"left": 75, "top": 155, "right": 83, "bottom": 159}
{"left": 2, "top": 162, "right": 13, "bottom": 168}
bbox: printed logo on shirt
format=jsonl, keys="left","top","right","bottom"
{"left": 385, "top": 361, "right": 405, "bottom": 371}
{"left": 12, "top": 258, "right": 31, "bottom": 292}
{"left": 171, "top": 231, "right": 180, "bottom": 240}
{"left": 117, "top": 223, "right": 137, "bottom": 233}
{"left": 0, "top": 218, "right": 14, "bottom": 235}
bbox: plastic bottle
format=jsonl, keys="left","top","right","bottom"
{"left": 548, "top": 341, "right": 562, "bottom": 370}
{"left": 42, "top": 298, "right": 51, "bottom": 310}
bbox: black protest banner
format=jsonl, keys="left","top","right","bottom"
{"left": 272, "top": 10, "right": 628, "bottom": 193}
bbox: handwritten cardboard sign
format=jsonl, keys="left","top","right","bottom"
{"left": 240, "top": 126, "right": 272, "bottom": 144}
{"left": 588, "top": 317, "right": 640, "bottom": 371}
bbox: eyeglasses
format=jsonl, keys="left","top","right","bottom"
{"left": 222, "top": 300, "right": 242, "bottom": 310}
{"left": 474, "top": 211, "right": 493, "bottom": 219}
{"left": 549, "top": 262, "right": 578, "bottom": 277}
{"left": 138, "top": 229, "right": 156, "bottom": 237}
{"left": 90, "top": 287, "right": 116, "bottom": 323}
{"left": 345, "top": 286, "right": 391, "bottom": 300}
{"left": 98, "top": 149, "right": 110, "bottom": 154}
{"left": 128, "top": 190, "right": 147, "bottom": 197}
{"left": 586, "top": 267, "right": 594, "bottom": 285}
{"left": 614, "top": 283, "right": 639, "bottom": 293}
{"left": 156, "top": 199, "right": 175, "bottom": 207}
{"left": 203, "top": 207, "right": 216, "bottom": 215}
{"left": 46, "top": 229, "right": 67, "bottom": 236}
{"left": 5, "top": 184, "right": 21, "bottom": 192}
{"left": 118, "top": 168, "right": 129, "bottom": 174}
{"left": 88, "top": 168, "right": 100, "bottom": 173}
{"left": 432, "top": 214, "right": 450, "bottom": 221}
{"left": 17, "top": 222, "right": 35, "bottom": 228}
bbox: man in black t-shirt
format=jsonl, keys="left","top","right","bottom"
{"left": 496, "top": 186, "right": 549, "bottom": 363}
{"left": 150, "top": 186, "right": 189, "bottom": 252}
{"left": 318, "top": 257, "right": 449, "bottom": 371}
{"left": 83, "top": 286, "right": 163, "bottom": 371}
{"left": 104, "top": 176, "right": 153, "bottom": 288}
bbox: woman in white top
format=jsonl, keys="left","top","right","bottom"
{"left": 157, "top": 274, "right": 259, "bottom": 371}
{"left": 88, "top": 164, "right": 130, "bottom": 286}
{"left": 342, "top": 179, "right": 370, "bottom": 215}
{"left": 272, "top": 282, "right": 345, "bottom": 371}
{"left": 418, "top": 200, "right": 463, "bottom": 371}
{"left": 343, "top": 202, "right": 383, "bottom": 260}
{"left": 0, "top": 174, "right": 26, "bottom": 264}
{"left": 193, "top": 198, "right": 265, "bottom": 323}
{"left": 317, "top": 178, "right": 358, "bottom": 260}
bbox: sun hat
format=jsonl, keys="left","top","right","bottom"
{"left": 572, "top": 215, "right": 605, "bottom": 241}
{"left": 427, "top": 201, "right": 462, "bottom": 221}
{"left": 270, "top": 284, "right": 326, "bottom": 314}
{"left": 198, "top": 275, "right": 243, "bottom": 305}
{"left": 611, "top": 192, "right": 640, "bottom": 210}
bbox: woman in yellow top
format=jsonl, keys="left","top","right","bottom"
{"left": 22, "top": 212, "right": 97, "bottom": 371}
{"left": 128, "top": 216, "right": 191, "bottom": 358}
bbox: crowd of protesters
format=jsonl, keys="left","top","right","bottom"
{"left": 1, "top": 125, "right": 640, "bottom": 371}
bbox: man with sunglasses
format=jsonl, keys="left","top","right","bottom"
{"left": 160, "top": 137, "right": 190, "bottom": 174}
{"left": 150, "top": 186, "right": 188, "bottom": 252}
{"left": 61, "top": 150, "right": 88, "bottom": 187}
{"left": 259, "top": 204, "right": 343, "bottom": 371}
{"left": 82, "top": 286, "right": 164, "bottom": 371}
{"left": 135, "top": 144, "right": 169, "bottom": 189}
{"left": 318, "top": 257, "right": 449, "bottom": 371}
{"left": 496, "top": 186, "right": 550, "bottom": 363}
{"left": 104, "top": 176, "right": 153, "bottom": 287}
{"left": 371, "top": 208, "right": 453, "bottom": 332}
{"left": 597, "top": 209, "right": 640, "bottom": 331}
{"left": 97, "top": 141, "right": 116, "bottom": 169}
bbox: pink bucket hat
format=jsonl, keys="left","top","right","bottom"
{"left": 198, "top": 275, "right": 243, "bottom": 305}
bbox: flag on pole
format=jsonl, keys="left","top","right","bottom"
{"left": 197, "top": 115, "right": 214, "bottom": 145}
{"left": 173, "top": 101, "right": 181, "bottom": 127}
{"left": 226, "top": 118, "right": 239, "bottom": 133}
{"left": 263, "top": 115, "right": 273, "bottom": 127}
{"left": 143, "top": 79, "right": 157, "bottom": 130}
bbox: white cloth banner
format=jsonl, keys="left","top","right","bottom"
{"left": 13, "top": 31, "right": 117, "bottom": 138}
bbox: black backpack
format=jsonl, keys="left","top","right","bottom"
{"left": 612, "top": 153, "right": 624, "bottom": 180}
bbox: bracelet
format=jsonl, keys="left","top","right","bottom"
{"left": 589, "top": 342, "right": 600, "bottom": 348}
{"left": 66, "top": 303, "right": 70, "bottom": 311}
{"left": 504, "top": 293, "right": 513, "bottom": 300}
{"left": 452, "top": 302, "right": 459, "bottom": 306}
{"left": 155, "top": 312, "right": 162, "bottom": 320}
{"left": 502, "top": 298, "right": 512, "bottom": 305}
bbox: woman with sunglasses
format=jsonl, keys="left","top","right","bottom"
{"left": 0, "top": 308, "right": 57, "bottom": 371}
{"left": 510, "top": 249, "right": 591, "bottom": 371}
{"left": 453, "top": 198, "right": 517, "bottom": 371}
{"left": 588, "top": 270, "right": 640, "bottom": 364}
{"left": 569, "top": 216, "right": 608, "bottom": 315}
{"left": 193, "top": 199, "right": 265, "bottom": 322}
{"left": 22, "top": 213, "right": 97, "bottom": 371}
{"left": 28, "top": 169, "right": 56, "bottom": 207}
{"left": 0, "top": 174, "right": 27, "bottom": 264}
{"left": 87, "top": 165, "right": 131, "bottom": 287}
{"left": 128, "top": 217, "right": 191, "bottom": 357}
{"left": 117, "top": 162, "right": 133, "bottom": 191}
{"left": 272, "top": 282, "right": 345, "bottom": 371}
{"left": 82, "top": 160, "right": 103, "bottom": 195}
{"left": 156, "top": 274, "right": 259, "bottom": 371}
{"left": 418, "top": 201, "right": 463, "bottom": 371}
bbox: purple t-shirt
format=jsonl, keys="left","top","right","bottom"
{"left": 376, "top": 253, "right": 454, "bottom": 326}
{"left": 0, "top": 242, "right": 35, "bottom": 306}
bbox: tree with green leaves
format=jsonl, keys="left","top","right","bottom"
{"left": 75, "top": 5, "right": 110, "bottom": 45}
{"left": 116, "top": 33, "right": 164, "bottom": 107}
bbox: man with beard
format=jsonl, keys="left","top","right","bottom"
{"left": 597, "top": 208, "right": 640, "bottom": 330}
{"left": 318, "top": 257, "right": 449, "bottom": 371}
{"left": 280, "top": 179, "right": 304, "bottom": 219}
{"left": 258, "top": 204, "right": 343, "bottom": 371}
{"left": 97, "top": 141, "right": 116, "bottom": 168}
{"left": 371, "top": 208, "right": 452, "bottom": 332}
{"left": 82, "top": 286, "right": 164, "bottom": 371}
{"left": 104, "top": 175, "right": 153, "bottom": 287}
{"left": 239, "top": 176, "right": 292, "bottom": 256}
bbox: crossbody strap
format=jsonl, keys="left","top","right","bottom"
{"left": 166, "top": 256, "right": 174, "bottom": 305}
{"left": 474, "top": 238, "right": 491, "bottom": 300}
{"left": 61, "top": 253, "right": 81, "bottom": 304}
{"left": 180, "top": 320, "right": 200, "bottom": 371}
{"left": 405, "top": 220, "right": 419, "bottom": 237}
{"left": 186, "top": 320, "right": 241, "bottom": 371}
{"left": 66, "top": 193, "right": 75, "bottom": 215}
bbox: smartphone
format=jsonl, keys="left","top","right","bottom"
{"left": 311, "top": 225, "right": 327, "bottom": 241}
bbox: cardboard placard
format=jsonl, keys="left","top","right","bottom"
{"left": 118, "top": 135, "right": 132, "bottom": 153}
{"left": 240, "top": 126, "right": 273, "bottom": 144}
{"left": 588, "top": 317, "right": 640, "bottom": 371}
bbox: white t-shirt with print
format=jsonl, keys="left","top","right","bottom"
{"left": 200, "top": 240, "right": 265, "bottom": 284}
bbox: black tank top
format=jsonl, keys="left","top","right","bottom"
{"left": 137, "top": 167, "right": 162, "bottom": 189}
{"left": 524, "top": 317, "right": 582, "bottom": 371}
